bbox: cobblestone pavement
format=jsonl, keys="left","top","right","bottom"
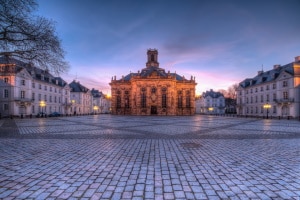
{"left": 0, "top": 115, "right": 299, "bottom": 200}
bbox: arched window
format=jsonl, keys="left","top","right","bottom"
{"left": 125, "top": 90, "right": 130, "bottom": 108}
{"left": 186, "top": 90, "right": 190, "bottom": 108}
{"left": 162, "top": 87, "right": 167, "bottom": 108}
{"left": 151, "top": 54, "right": 155, "bottom": 61}
{"left": 141, "top": 88, "right": 146, "bottom": 108}
{"left": 178, "top": 91, "right": 182, "bottom": 108}
{"left": 116, "top": 90, "right": 121, "bottom": 109}
{"left": 116, "top": 96, "right": 121, "bottom": 109}
{"left": 151, "top": 87, "right": 156, "bottom": 94}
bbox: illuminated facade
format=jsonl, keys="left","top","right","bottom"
{"left": 237, "top": 56, "right": 300, "bottom": 118}
{"left": 110, "top": 49, "right": 197, "bottom": 115}
{"left": 197, "top": 89, "right": 225, "bottom": 114}
{"left": 69, "top": 80, "right": 93, "bottom": 115}
{"left": 0, "top": 56, "right": 70, "bottom": 117}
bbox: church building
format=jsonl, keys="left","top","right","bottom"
{"left": 109, "top": 49, "right": 197, "bottom": 115}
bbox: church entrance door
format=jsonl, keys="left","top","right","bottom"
{"left": 151, "top": 106, "right": 157, "bottom": 115}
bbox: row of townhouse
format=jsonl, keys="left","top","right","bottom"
{"left": 0, "top": 57, "right": 111, "bottom": 117}
{"left": 237, "top": 56, "right": 300, "bottom": 118}
{"left": 195, "top": 89, "right": 225, "bottom": 114}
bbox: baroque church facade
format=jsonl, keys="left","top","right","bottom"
{"left": 110, "top": 49, "right": 197, "bottom": 115}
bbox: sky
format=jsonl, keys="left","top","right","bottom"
{"left": 36, "top": 0, "right": 300, "bottom": 95}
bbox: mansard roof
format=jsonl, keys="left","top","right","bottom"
{"left": 202, "top": 90, "right": 224, "bottom": 98}
{"left": 122, "top": 66, "right": 184, "bottom": 81}
{"left": 91, "top": 88, "right": 103, "bottom": 97}
{"left": 0, "top": 56, "right": 68, "bottom": 87}
{"left": 239, "top": 62, "right": 296, "bottom": 88}
{"left": 69, "top": 80, "right": 89, "bottom": 93}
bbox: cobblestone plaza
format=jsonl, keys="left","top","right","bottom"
{"left": 0, "top": 115, "right": 299, "bottom": 199}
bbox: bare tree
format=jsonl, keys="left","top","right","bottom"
{"left": 227, "top": 83, "right": 238, "bottom": 100}
{"left": 218, "top": 89, "right": 228, "bottom": 98}
{"left": 0, "top": 0, "right": 69, "bottom": 75}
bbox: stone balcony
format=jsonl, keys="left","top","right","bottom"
{"left": 274, "top": 98, "right": 294, "bottom": 104}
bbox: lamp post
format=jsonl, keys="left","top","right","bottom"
{"left": 263, "top": 103, "right": 271, "bottom": 119}
{"left": 39, "top": 100, "right": 46, "bottom": 117}
{"left": 93, "top": 106, "right": 98, "bottom": 115}
{"left": 71, "top": 100, "right": 76, "bottom": 115}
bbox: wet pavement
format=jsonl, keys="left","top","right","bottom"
{"left": 0, "top": 115, "right": 299, "bottom": 199}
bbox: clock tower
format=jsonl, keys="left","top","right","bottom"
{"left": 146, "top": 49, "right": 159, "bottom": 67}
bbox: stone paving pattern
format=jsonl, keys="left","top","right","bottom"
{"left": 0, "top": 115, "right": 299, "bottom": 199}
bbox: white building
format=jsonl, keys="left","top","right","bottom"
{"left": 0, "top": 57, "right": 71, "bottom": 117}
{"left": 69, "top": 80, "right": 93, "bottom": 115}
{"left": 197, "top": 89, "right": 225, "bottom": 114}
{"left": 237, "top": 56, "right": 300, "bottom": 118}
{"left": 91, "top": 89, "right": 111, "bottom": 114}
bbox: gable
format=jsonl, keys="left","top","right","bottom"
{"left": 276, "top": 70, "right": 293, "bottom": 81}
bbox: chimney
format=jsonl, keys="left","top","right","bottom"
{"left": 295, "top": 56, "right": 300, "bottom": 62}
{"left": 257, "top": 70, "right": 263, "bottom": 75}
{"left": 273, "top": 64, "right": 280, "bottom": 69}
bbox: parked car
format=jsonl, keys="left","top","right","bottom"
{"left": 36, "top": 112, "right": 46, "bottom": 118}
{"left": 48, "top": 112, "right": 61, "bottom": 117}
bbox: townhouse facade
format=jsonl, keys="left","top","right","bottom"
{"left": 0, "top": 57, "right": 71, "bottom": 117}
{"left": 237, "top": 56, "right": 300, "bottom": 118}
{"left": 69, "top": 80, "right": 93, "bottom": 115}
{"left": 91, "top": 89, "right": 111, "bottom": 114}
{"left": 196, "top": 89, "right": 225, "bottom": 114}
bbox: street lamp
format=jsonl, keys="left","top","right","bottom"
{"left": 71, "top": 100, "right": 76, "bottom": 115}
{"left": 263, "top": 103, "right": 271, "bottom": 119}
{"left": 208, "top": 107, "right": 214, "bottom": 114}
{"left": 39, "top": 100, "right": 46, "bottom": 117}
{"left": 93, "top": 106, "right": 98, "bottom": 115}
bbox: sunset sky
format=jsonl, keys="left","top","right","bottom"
{"left": 37, "top": 0, "right": 300, "bottom": 95}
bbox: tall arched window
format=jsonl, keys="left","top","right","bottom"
{"left": 162, "top": 87, "right": 167, "bottom": 108}
{"left": 116, "top": 90, "right": 121, "bottom": 109}
{"left": 178, "top": 91, "right": 182, "bottom": 108}
{"left": 141, "top": 88, "right": 146, "bottom": 108}
{"left": 186, "top": 90, "right": 190, "bottom": 108}
{"left": 125, "top": 90, "right": 130, "bottom": 108}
